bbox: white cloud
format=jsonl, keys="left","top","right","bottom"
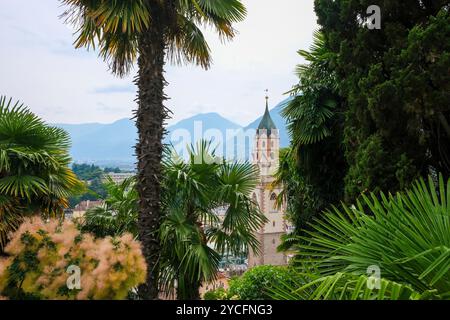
{"left": 0, "top": 0, "right": 317, "bottom": 126}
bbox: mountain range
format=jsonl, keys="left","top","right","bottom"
{"left": 56, "top": 98, "right": 291, "bottom": 168}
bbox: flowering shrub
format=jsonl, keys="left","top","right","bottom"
{"left": 0, "top": 217, "right": 147, "bottom": 300}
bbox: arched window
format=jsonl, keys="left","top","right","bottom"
{"left": 271, "top": 141, "right": 274, "bottom": 147}
{"left": 269, "top": 192, "right": 277, "bottom": 213}
{"left": 262, "top": 141, "right": 266, "bottom": 148}
{"left": 272, "top": 238, "right": 276, "bottom": 245}
{"left": 273, "top": 221, "right": 276, "bottom": 227}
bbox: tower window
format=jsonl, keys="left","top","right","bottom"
{"left": 272, "top": 239, "right": 276, "bottom": 245}
{"left": 262, "top": 141, "right": 266, "bottom": 148}
{"left": 273, "top": 221, "right": 276, "bottom": 227}
{"left": 270, "top": 193, "right": 278, "bottom": 213}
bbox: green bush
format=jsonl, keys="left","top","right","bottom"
{"left": 203, "top": 287, "right": 231, "bottom": 300}
{"left": 229, "top": 265, "right": 300, "bottom": 300}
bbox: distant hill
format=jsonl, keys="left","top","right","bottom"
{"left": 57, "top": 119, "right": 137, "bottom": 164}
{"left": 56, "top": 99, "right": 291, "bottom": 167}
{"left": 165, "top": 112, "right": 242, "bottom": 154}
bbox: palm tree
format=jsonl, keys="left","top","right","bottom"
{"left": 61, "top": 0, "right": 247, "bottom": 299}
{"left": 160, "top": 142, "right": 267, "bottom": 299}
{"left": 271, "top": 174, "right": 450, "bottom": 300}
{"left": 283, "top": 31, "right": 338, "bottom": 148}
{"left": 0, "top": 96, "right": 82, "bottom": 251}
{"left": 80, "top": 177, "right": 138, "bottom": 238}
{"left": 275, "top": 31, "right": 346, "bottom": 240}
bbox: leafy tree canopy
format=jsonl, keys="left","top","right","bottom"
{"left": 314, "top": 0, "right": 450, "bottom": 201}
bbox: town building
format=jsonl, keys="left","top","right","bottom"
{"left": 72, "top": 200, "right": 104, "bottom": 219}
{"left": 103, "top": 172, "right": 135, "bottom": 184}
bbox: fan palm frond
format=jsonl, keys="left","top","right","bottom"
{"left": 81, "top": 177, "right": 138, "bottom": 238}
{"left": 0, "top": 96, "right": 82, "bottom": 250}
{"left": 270, "top": 272, "right": 428, "bottom": 300}
{"left": 61, "top": 0, "right": 247, "bottom": 76}
{"left": 276, "top": 174, "right": 450, "bottom": 300}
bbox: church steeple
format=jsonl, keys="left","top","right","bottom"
{"left": 253, "top": 90, "right": 280, "bottom": 176}
{"left": 257, "top": 91, "right": 277, "bottom": 136}
{"left": 248, "top": 91, "right": 287, "bottom": 268}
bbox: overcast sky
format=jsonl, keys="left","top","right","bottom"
{"left": 0, "top": 0, "right": 318, "bottom": 126}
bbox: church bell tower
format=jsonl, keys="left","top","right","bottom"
{"left": 248, "top": 92, "right": 287, "bottom": 267}
{"left": 252, "top": 92, "right": 280, "bottom": 175}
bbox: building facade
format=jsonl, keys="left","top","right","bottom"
{"left": 248, "top": 97, "right": 288, "bottom": 267}
{"left": 72, "top": 200, "right": 104, "bottom": 219}
{"left": 103, "top": 172, "right": 135, "bottom": 184}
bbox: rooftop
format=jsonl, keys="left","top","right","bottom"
{"left": 257, "top": 96, "right": 277, "bottom": 136}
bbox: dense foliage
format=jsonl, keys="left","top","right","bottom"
{"left": 72, "top": 164, "right": 104, "bottom": 181}
{"left": 0, "top": 217, "right": 146, "bottom": 300}
{"left": 271, "top": 175, "right": 450, "bottom": 300}
{"left": 203, "top": 287, "right": 232, "bottom": 300}
{"left": 103, "top": 167, "right": 122, "bottom": 174}
{"left": 314, "top": 0, "right": 450, "bottom": 201}
{"left": 80, "top": 177, "right": 138, "bottom": 238}
{"left": 0, "top": 97, "right": 82, "bottom": 251}
{"left": 228, "top": 265, "right": 301, "bottom": 300}
{"left": 69, "top": 164, "right": 115, "bottom": 207}
{"left": 278, "top": 2, "right": 450, "bottom": 254}
{"left": 275, "top": 31, "right": 346, "bottom": 246}
{"left": 204, "top": 265, "right": 301, "bottom": 300}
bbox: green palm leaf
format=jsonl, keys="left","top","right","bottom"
{"left": 0, "top": 96, "right": 82, "bottom": 250}
{"left": 61, "top": 0, "right": 247, "bottom": 76}
{"left": 278, "top": 174, "right": 450, "bottom": 300}
{"left": 271, "top": 273, "right": 425, "bottom": 300}
{"left": 81, "top": 177, "right": 138, "bottom": 238}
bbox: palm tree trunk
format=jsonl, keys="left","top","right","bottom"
{"left": 135, "top": 25, "right": 168, "bottom": 299}
{"left": 187, "top": 282, "right": 201, "bottom": 300}
{"left": 177, "top": 277, "right": 201, "bottom": 300}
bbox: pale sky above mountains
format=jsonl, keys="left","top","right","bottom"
{"left": 0, "top": 0, "right": 318, "bottom": 126}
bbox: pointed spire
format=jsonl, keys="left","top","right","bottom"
{"left": 265, "top": 89, "right": 269, "bottom": 110}
{"left": 258, "top": 89, "right": 277, "bottom": 136}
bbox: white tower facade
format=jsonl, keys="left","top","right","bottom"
{"left": 248, "top": 96, "right": 288, "bottom": 267}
